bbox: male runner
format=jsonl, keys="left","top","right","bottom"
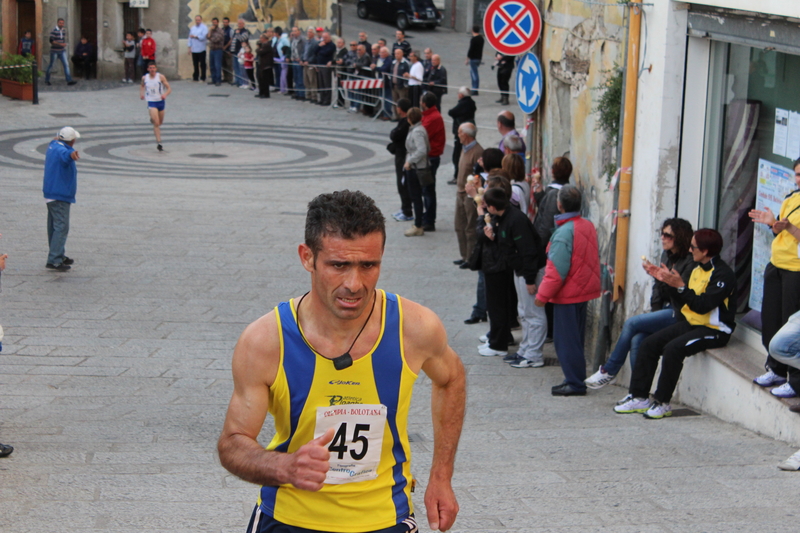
{"left": 218, "top": 190, "right": 466, "bottom": 533}
{"left": 139, "top": 62, "right": 171, "bottom": 151}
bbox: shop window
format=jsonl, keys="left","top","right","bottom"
{"left": 701, "top": 42, "right": 800, "bottom": 329}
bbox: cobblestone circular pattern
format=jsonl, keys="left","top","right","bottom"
{"left": 0, "top": 124, "right": 393, "bottom": 179}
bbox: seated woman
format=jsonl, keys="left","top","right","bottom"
{"left": 585, "top": 218, "right": 695, "bottom": 388}
{"left": 614, "top": 228, "right": 736, "bottom": 419}
{"left": 71, "top": 36, "right": 96, "bottom": 80}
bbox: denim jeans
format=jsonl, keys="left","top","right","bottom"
{"left": 471, "top": 271, "right": 487, "bottom": 320}
{"left": 45, "top": 50, "right": 72, "bottom": 82}
{"left": 770, "top": 309, "right": 800, "bottom": 371}
{"left": 292, "top": 64, "right": 305, "bottom": 98}
{"left": 46, "top": 201, "right": 71, "bottom": 265}
{"left": 209, "top": 49, "right": 223, "bottom": 84}
{"left": 469, "top": 59, "right": 481, "bottom": 92}
{"left": 603, "top": 308, "right": 676, "bottom": 376}
{"left": 422, "top": 156, "right": 439, "bottom": 227}
{"left": 234, "top": 60, "right": 246, "bottom": 86}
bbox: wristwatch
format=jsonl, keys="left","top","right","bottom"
{"left": 677, "top": 286, "right": 685, "bottom": 293}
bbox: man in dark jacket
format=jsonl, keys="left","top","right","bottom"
{"left": 256, "top": 33, "right": 274, "bottom": 98}
{"left": 495, "top": 53, "right": 515, "bottom": 105}
{"left": 390, "top": 99, "right": 414, "bottom": 222}
{"left": 71, "top": 36, "right": 95, "bottom": 80}
{"left": 427, "top": 54, "right": 448, "bottom": 110}
{"left": 315, "top": 32, "right": 336, "bottom": 106}
{"left": 447, "top": 87, "right": 476, "bottom": 184}
{"left": 466, "top": 25, "right": 483, "bottom": 95}
{"left": 478, "top": 188, "right": 543, "bottom": 359}
{"left": 43, "top": 127, "right": 81, "bottom": 272}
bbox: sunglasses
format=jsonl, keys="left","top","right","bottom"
{"left": 661, "top": 232, "right": 674, "bottom": 239}
{"left": 689, "top": 244, "right": 698, "bottom": 250}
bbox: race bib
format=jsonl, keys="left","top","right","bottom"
{"left": 314, "top": 404, "right": 386, "bottom": 484}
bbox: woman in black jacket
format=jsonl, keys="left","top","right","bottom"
{"left": 585, "top": 218, "right": 695, "bottom": 389}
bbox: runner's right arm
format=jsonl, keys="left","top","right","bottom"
{"left": 218, "top": 312, "right": 333, "bottom": 491}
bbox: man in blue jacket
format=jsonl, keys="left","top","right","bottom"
{"left": 43, "top": 127, "right": 81, "bottom": 272}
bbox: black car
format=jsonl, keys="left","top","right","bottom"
{"left": 357, "top": 0, "right": 442, "bottom": 30}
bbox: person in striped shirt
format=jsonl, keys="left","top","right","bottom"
{"left": 45, "top": 18, "right": 76, "bottom": 86}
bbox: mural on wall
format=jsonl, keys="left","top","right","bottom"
{"left": 187, "top": 0, "right": 333, "bottom": 35}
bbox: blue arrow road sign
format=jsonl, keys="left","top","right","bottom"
{"left": 516, "top": 52, "right": 543, "bottom": 115}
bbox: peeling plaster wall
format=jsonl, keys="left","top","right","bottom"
{"left": 540, "top": 0, "right": 624, "bottom": 349}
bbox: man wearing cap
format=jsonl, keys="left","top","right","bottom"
{"left": 43, "top": 127, "right": 81, "bottom": 272}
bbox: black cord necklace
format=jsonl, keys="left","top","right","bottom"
{"left": 295, "top": 290, "right": 376, "bottom": 370}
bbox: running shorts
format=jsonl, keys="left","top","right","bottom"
{"left": 147, "top": 100, "right": 165, "bottom": 111}
{"left": 246, "top": 506, "right": 418, "bottom": 533}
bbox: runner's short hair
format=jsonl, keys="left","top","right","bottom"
{"left": 305, "top": 190, "right": 386, "bottom": 257}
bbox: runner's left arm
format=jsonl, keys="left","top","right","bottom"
{"left": 160, "top": 75, "right": 172, "bottom": 99}
{"left": 404, "top": 300, "right": 466, "bottom": 532}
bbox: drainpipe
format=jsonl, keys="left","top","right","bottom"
{"left": 612, "top": 0, "right": 643, "bottom": 302}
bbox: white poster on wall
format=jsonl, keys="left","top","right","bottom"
{"left": 750, "top": 159, "right": 796, "bottom": 311}
{"left": 773, "top": 108, "right": 789, "bottom": 158}
{"left": 130, "top": 0, "right": 149, "bottom": 8}
{"left": 788, "top": 111, "right": 800, "bottom": 161}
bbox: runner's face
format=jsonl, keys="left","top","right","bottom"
{"left": 300, "top": 233, "right": 384, "bottom": 320}
{"left": 148, "top": 64, "right": 157, "bottom": 75}
{"left": 795, "top": 163, "right": 800, "bottom": 187}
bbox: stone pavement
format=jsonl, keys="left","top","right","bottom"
{"left": 1, "top": 12, "right": 799, "bottom": 533}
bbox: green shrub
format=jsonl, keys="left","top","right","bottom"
{"left": 0, "top": 53, "right": 34, "bottom": 84}
{"left": 592, "top": 65, "right": 623, "bottom": 180}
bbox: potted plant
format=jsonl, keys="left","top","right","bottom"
{"left": 0, "top": 53, "right": 35, "bottom": 101}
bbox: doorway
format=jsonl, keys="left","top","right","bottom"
{"left": 78, "top": 0, "right": 97, "bottom": 46}
{"left": 17, "top": 0, "right": 36, "bottom": 44}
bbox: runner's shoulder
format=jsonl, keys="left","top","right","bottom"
{"left": 235, "top": 309, "right": 281, "bottom": 373}
{"left": 399, "top": 297, "right": 447, "bottom": 352}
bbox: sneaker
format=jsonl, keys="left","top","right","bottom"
{"left": 391, "top": 210, "right": 404, "bottom": 219}
{"left": 0, "top": 443, "right": 13, "bottom": 457}
{"left": 404, "top": 225, "right": 424, "bottom": 237}
{"left": 395, "top": 214, "right": 413, "bottom": 222}
{"left": 479, "top": 334, "right": 489, "bottom": 343}
{"left": 157, "top": 144, "right": 163, "bottom": 152}
{"left": 778, "top": 449, "right": 800, "bottom": 471}
{"left": 614, "top": 395, "right": 651, "bottom": 414}
{"left": 503, "top": 353, "right": 520, "bottom": 363}
{"left": 45, "top": 263, "right": 71, "bottom": 272}
{"left": 511, "top": 358, "right": 544, "bottom": 368}
{"left": 754, "top": 369, "right": 787, "bottom": 387}
{"left": 771, "top": 383, "right": 797, "bottom": 398}
{"left": 478, "top": 345, "right": 507, "bottom": 357}
{"left": 62, "top": 256, "right": 74, "bottom": 265}
{"left": 67, "top": 80, "right": 77, "bottom": 86}
{"left": 643, "top": 401, "right": 672, "bottom": 419}
{"left": 122, "top": 78, "right": 128, "bottom": 83}
{"left": 585, "top": 367, "right": 616, "bottom": 390}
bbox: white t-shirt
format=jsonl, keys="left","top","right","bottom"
{"left": 408, "top": 62, "right": 424, "bottom": 86}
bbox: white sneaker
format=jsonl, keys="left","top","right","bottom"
{"left": 771, "top": 382, "right": 797, "bottom": 398}
{"left": 778, "top": 449, "right": 800, "bottom": 471}
{"left": 614, "top": 395, "right": 651, "bottom": 414}
{"left": 585, "top": 367, "right": 616, "bottom": 389}
{"left": 479, "top": 334, "right": 488, "bottom": 343}
{"left": 643, "top": 401, "right": 672, "bottom": 419}
{"left": 478, "top": 344, "right": 507, "bottom": 357}
{"left": 754, "top": 369, "right": 787, "bottom": 387}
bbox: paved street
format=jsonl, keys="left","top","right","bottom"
{"left": 1, "top": 11, "right": 799, "bottom": 533}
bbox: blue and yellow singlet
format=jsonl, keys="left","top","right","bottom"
{"left": 257, "top": 290, "right": 418, "bottom": 532}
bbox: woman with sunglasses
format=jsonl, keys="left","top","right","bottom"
{"left": 585, "top": 218, "right": 695, "bottom": 389}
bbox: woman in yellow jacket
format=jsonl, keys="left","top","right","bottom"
{"left": 749, "top": 158, "right": 800, "bottom": 398}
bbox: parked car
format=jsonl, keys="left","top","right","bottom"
{"left": 357, "top": 0, "right": 442, "bottom": 30}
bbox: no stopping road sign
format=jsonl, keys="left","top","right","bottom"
{"left": 483, "top": 0, "right": 542, "bottom": 56}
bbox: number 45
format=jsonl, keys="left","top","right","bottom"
{"left": 329, "top": 423, "right": 370, "bottom": 460}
